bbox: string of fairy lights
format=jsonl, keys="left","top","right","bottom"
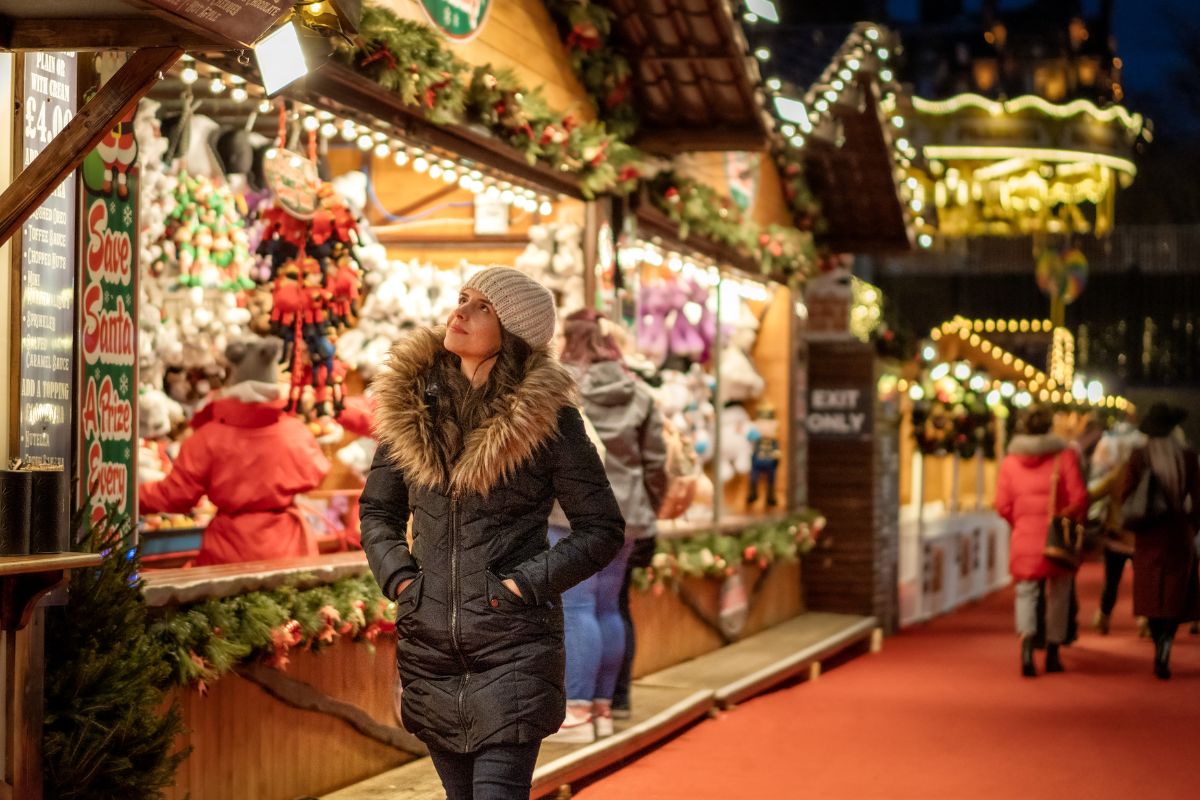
{"left": 176, "top": 56, "right": 560, "bottom": 216}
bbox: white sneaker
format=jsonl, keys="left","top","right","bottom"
{"left": 546, "top": 704, "right": 595, "bottom": 744}
{"left": 593, "top": 700, "right": 614, "bottom": 738}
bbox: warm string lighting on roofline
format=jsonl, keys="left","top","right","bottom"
{"left": 177, "top": 57, "right": 561, "bottom": 215}
{"left": 911, "top": 93, "right": 1146, "bottom": 137}
{"left": 928, "top": 317, "right": 1131, "bottom": 412}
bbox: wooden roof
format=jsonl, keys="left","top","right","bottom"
{"left": 608, "top": 0, "right": 772, "bottom": 154}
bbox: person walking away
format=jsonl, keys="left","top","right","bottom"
{"left": 995, "top": 405, "right": 1087, "bottom": 677}
{"left": 1120, "top": 403, "right": 1200, "bottom": 680}
{"left": 546, "top": 310, "right": 668, "bottom": 742}
{"left": 1089, "top": 427, "right": 1143, "bottom": 633}
{"left": 360, "top": 268, "right": 625, "bottom": 799}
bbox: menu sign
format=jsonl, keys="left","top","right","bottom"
{"left": 144, "top": 0, "right": 291, "bottom": 47}
{"left": 79, "top": 108, "right": 139, "bottom": 525}
{"left": 18, "top": 52, "right": 77, "bottom": 469}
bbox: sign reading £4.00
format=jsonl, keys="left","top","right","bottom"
{"left": 419, "top": 0, "right": 491, "bottom": 40}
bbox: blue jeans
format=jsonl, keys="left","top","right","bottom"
{"left": 428, "top": 742, "right": 541, "bottom": 800}
{"left": 549, "top": 526, "right": 634, "bottom": 702}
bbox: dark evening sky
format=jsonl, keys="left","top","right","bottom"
{"left": 884, "top": 0, "right": 1186, "bottom": 99}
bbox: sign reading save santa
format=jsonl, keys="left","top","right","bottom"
{"left": 79, "top": 107, "right": 138, "bottom": 526}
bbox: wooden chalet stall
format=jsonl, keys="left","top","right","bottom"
{"left": 0, "top": 3, "right": 893, "bottom": 799}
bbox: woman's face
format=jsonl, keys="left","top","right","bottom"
{"left": 445, "top": 287, "right": 502, "bottom": 360}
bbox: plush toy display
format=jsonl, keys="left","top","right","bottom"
{"left": 137, "top": 388, "right": 185, "bottom": 484}
{"left": 155, "top": 172, "right": 255, "bottom": 290}
{"left": 515, "top": 222, "right": 586, "bottom": 313}
{"left": 636, "top": 278, "right": 717, "bottom": 368}
{"left": 719, "top": 403, "right": 755, "bottom": 482}
{"left": 746, "top": 406, "right": 782, "bottom": 509}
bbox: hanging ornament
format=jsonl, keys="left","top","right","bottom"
{"left": 1036, "top": 246, "right": 1088, "bottom": 305}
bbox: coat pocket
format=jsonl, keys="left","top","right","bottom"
{"left": 394, "top": 572, "right": 424, "bottom": 621}
{"left": 484, "top": 570, "right": 526, "bottom": 610}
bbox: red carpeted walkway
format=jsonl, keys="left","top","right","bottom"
{"left": 577, "top": 562, "right": 1200, "bottom": 800}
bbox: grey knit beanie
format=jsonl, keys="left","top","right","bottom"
{"left": 462, "top": 267, "right": 557, "bottom": 350}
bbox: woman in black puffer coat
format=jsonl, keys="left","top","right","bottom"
{"left": 360, "top": 267, "right": 624, "bottom": 799}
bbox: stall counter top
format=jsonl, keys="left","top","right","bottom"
{"left": 141, "top": 551, "right": 370, "bottom": 608}
{"left": 0, "top": 552, "right": 102, "bottom": 577}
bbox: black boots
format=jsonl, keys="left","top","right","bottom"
{"left": 1154, "top": 637, "right": 1173, "bottom": 680}
{"left": 1021, "top": 636, "right": 1037, "bottom": 677}
{"left": 1045, "top": 644, "right": 1065, "bottom": 673}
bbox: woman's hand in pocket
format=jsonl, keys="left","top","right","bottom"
{"left": 502, "top": 578, "right": 523, "bottom": 599}
{"left": 395, "top": 578, "right": 415, "bottom": 597}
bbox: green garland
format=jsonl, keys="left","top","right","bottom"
{"left": 633, "top": 512, "right": 826, "bottom": 593}
{"left": 335, "top": 4, "right": 642, "bottom": 198}
{"left": 652, "top": 172, "right": 817, "bottom": 281}
{"left": 149, "top": 572, "right": 397, "bottom": 691}
{"left": 543, "top": 0, "right": 638, "bottom": 139}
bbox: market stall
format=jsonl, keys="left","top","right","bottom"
{"left": 895, "top": 316, "right": 1133, "bottom": 625}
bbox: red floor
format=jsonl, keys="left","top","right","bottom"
{"left": 578, "top": 561, "right": 1200, "bottom": 800}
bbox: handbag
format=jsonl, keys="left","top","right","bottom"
{"left": 1044, "top": 454, "right": 1085, "bottom": 569}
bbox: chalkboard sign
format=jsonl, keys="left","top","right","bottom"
{"left": 17, "top": 51, "right": 77, "bottom": 470}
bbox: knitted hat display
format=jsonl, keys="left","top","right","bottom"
{"left": 463, "top": 267, "right": 557, "bottom": 350}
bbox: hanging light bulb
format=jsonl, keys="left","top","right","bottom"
{"left": 356, "top": 133, "right": 373, "bottom": 151}
{"left": 302, "top": 115, "right": 320, "bottom": 132}
{"left": 539, "top": 200, "right": 553, "bottom": 216}
{"left": 394, "top": 148, "right": 410, "bottom": 167}
{"left": 373, "top": 131, "right": 388, "bottom": 143}
{"left": 374, "top": 142, "right": 390, "bottom": 158}
{"left": 210, "top": 77, "right": 226, "bottom": 94}
{"left": 413, "top": 156, "right": 430, "bottom": 173}
{"left": 458, "top": 174, "right": 473, "bottom": 189}
{"left": 484, "top": 184, "right": 501, "bottom": 200}
{"left": 442, "top": 168, "right": 458, "bottom": 183}
{"left": 340, "top": 122, "right": 357, "bottom": 142}
{"left": 181, "top": 67, "right": 199, "bottom": 85}
{"left": 428, "top": 163, "right": 443, "bottom": 179}
{"left": 766, "top": 77, "right": 782, "bottom": 91}
{"left": 258, "top": 99, "right": 272, "bottom": 113}
{"left": 754, "top": 47, "right": 771, "bottom": 60}
{"left": 319, "top": 122, "right": 337, "bottom": 138}
{"left": 500, "top": 189, "right": 515, "bottom": 204}
{"left": 231, "top": 87, "right": 248, "bottom": 103}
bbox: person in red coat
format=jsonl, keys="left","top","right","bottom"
{"left": 140, "top": 336, "right": 330, "bottom": 566}
{"left": 995, "top": 405, "right": 1087, "bottom": 677}
{"left": 1120, "top": 403, "right": 1200, "bottom": 680}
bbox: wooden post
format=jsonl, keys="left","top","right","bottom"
{"left": 0, "top": 46, "right": 181, "bottom": 249}
{"left": 582, "top": 200, "right": 599, "bottom": 309}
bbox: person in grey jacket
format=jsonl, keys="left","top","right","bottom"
{"left": 545, "top": 309, "right": 669, "bottom": 743}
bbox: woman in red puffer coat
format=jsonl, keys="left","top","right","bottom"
{"left": 140, "top": 337, "right": 330, "bottom": 565}
{"left": 995, "top": 405, "right": 1087, "bottom": 677}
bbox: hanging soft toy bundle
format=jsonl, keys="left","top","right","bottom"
{"left": 636, "top": 277, "right": 717, "bottom": 368}
{"left": 254, "top": 128, "right": 365, "bottom": 424}
{"left": 154, "top": 172, "right": 255, "bottom": 291}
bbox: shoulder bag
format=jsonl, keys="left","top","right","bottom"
{"left": 1044, "top": 454, "right": 1084, "bottom": 569}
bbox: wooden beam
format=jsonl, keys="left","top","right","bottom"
{"left": 634, "top": 126, "right": 769, "bottom": 154}
{"left": 3, "top": 18, "right": 221, "bottom": 51}
{"left": 0, "top": 46, "right": 181, "bottom": 250}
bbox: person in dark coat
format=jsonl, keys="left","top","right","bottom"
{"left": 995, "top": 405, "right": 1087, "bottom": 677}
{"left": 359, "top": 267, "right": 625, "bottom": 799}
{"left": 1121, "top": 403, "right": 1200, "bottom": 680}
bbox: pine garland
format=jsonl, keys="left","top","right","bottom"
{"left": 652, "top": 172, "right": 817, "bottom": 282}
{"left": 543, "top": 0, "right": 639, "bottom": 139}
{"left": 43, "top": 516, "right": 190, "bottom": 799}
{"left": 148, "top": 572, "right": 397, "bottom": 691}
{"left": 335, "top": 4, "right": 643, "bottom": 198}
{"left": 634, "top": 512, "right": 826, "bottom": 593}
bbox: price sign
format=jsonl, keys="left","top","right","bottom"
{"left": 18, "top": 52, "right": 77, "bottom": 471}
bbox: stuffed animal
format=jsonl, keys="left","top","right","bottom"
{"left": 137, "top": 388, "right": 185, "bottom": 484}
{"left": 719, "top": 403, "right": 755, "bottom": 481}
{"left": 746, "top": 406, "right": 782, "bottom": 508}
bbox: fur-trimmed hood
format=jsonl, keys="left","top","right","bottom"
{"left": 371, "top": 327, "right": 577, "bottom": 497}
{"left": 1007, "top": 433, "right": 1068, "bottom": 460}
